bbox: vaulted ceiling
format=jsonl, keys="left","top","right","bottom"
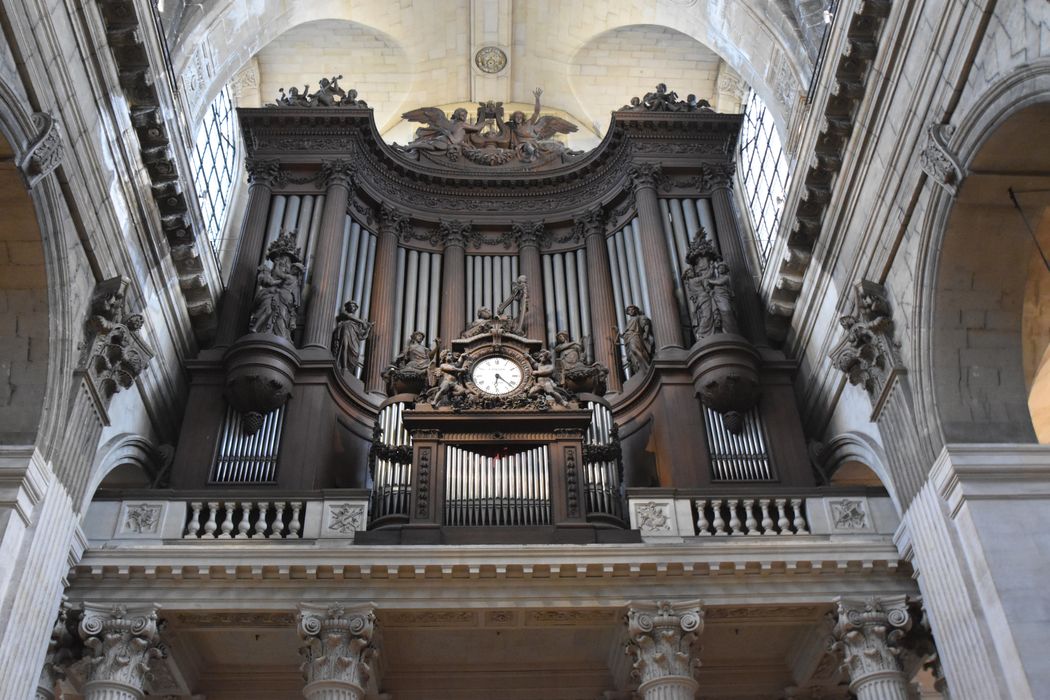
{"left": 162, "top": 0, "right": 814, "bottom": 140}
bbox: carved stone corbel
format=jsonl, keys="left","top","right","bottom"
{"left": 919, "top": 123, "right": 963, "bottom": 196}
{"left": 77, "top": 603, "right": 163, "bottom": 699}
{"left": 828, "top": 280, "right": 902, "bottom": 413}
{"left": 19, "top": 112, "right": 63, "bottom": 187}
{"left": 78, "top": 277, "right": 154, "bottom": 414}
{"left": 624, "top": 600, "right": 704, "bottom": 700}
{"left": 298, "top": 603, "right": 379, "bottom": 700}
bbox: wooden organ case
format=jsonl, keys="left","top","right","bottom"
{"left": 168, "top": 83, "right": 816, "bottom": 545}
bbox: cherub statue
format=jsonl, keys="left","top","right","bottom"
{"left": 309, "top": 75, "right": 345, "bottom": 107}
{"left": 274, "top": 85, "right": 310, "bottom": 107}
{"left": 504, "top": 88, "right": 580, "bottom": 162}
{"left": 528, "top": 350, "right": 571, "bottom": 407}
{"left": 397, "top": 107, "right": 484, "bottom": 158}
{"left": 249, "top": 231, "right": 305, "bottom": 340}
{"left": 331, "top": 300, "right": 374, "bottom": 373}
{"left": 429, "top": 350, "right": 469, "bottom": 406}
{"left": 340, "top": 88, "right": 368, "bottom": 108}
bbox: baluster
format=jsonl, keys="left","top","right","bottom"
{"left": 776, "top": 498, "right": 791, "bottom": 534}
{"left": 288, "top": 502, "right": 303, "bottom": 538}
{"left": 236, "top": 502, "right": 251, "bottom": 538}
{"left": 203, "top": 502, "right": 220, "bottom": 538}
{"left": 744, "top": 499, "right": 759, "bottom": 536}
{"left": 711, "top": 499, "right": 727, "bottom": 536}
{"left": 727, "top": 499, "right": 742, "bottom": 535}
{"left": 759, "top": 499, "right": 775, "bottom": 536}
{"left": 183, "top": 502, "right": 203, "bottom": 539}
{"left": 791, "top": 498, "right": 809, "bottom": 534}
{"left": 694, "top": 499, "right": 710, "bottom": 536}
{"left": 218, "top": 503, "right": 235, "bottom": 538}
{"left": 254, "top": 502, "right": 270, "bottom": 538}
{"left": 269, "top": 502, "right": 286, "bottom": 538}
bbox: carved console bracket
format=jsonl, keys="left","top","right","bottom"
{"left": 919, "top": 122, "right": 964, "bottom": 195}
{"left": 78, "top": 277, "right": 154, "bottom": 418}
{"left": 828, "top": 280, "right": 903, "bottom": 419}
{"left": 98, "top": 0, "right": 220, "bottom": 342}
{"left": 18, "top": 112, "right": 63, "bottom": 187}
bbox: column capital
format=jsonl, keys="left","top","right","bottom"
{"left": 245, "top": 158, "right": 283, "bottom": 186}
{"left": 829, "top": 596, "right": 911, "bottom": 690}
{"left": 702, "top": 162, "right": 735, "bottom": 191}
{"left": 379, "top": 204, "right": 409, "bottom": 238}
{"left": 439, "top": 219, "right": 472, "bottom": 249}
{"left": 77, "top": 603, "right": 163, "bottom": 696}
{"left": 511, "top": 220, "right": 545, "bottom": 248}
{"left": 628, "top": 162, "right": 663, "bottom": 191}
{"left": 320, "top": 159, "right": 356, "bottom": 190}
{"left": 574, "top": 206, "right": 606, "bottom": 238}
{"left": 625, "top": 600, "right": 704, "bottom": 693}
{"left": 298, "top": 603, "right": 379, "bottom": 697}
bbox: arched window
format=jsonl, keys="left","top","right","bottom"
{"left": 738, "top": 90, "right": 789, "bottom": 268}
{"left": 191, "top": 86, "right": 238, "bottom": 249}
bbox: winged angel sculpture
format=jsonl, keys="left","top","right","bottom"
{"left": 396, "top": 88, "right": 582, "bottom": 167}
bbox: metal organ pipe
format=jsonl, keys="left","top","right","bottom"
{"left": 629, "top": 219, "right": 652, "bottom": 313}
{"left": 575, "top": 251, "right": 591, "bottom": 343}
{"left": 542, "top": 254, "right": 557, "bottom": 345}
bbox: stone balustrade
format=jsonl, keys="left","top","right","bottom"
{"left": 82, "top": 492, "right": 371, "bottom": 544}
{"left": 627, "top": 489, "right": 898, "bottom": 540}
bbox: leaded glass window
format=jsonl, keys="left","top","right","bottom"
{"left": 191, "top": 86, "right": 238, "bottom": 249}
{"left": 738, "top": 90, "right": 789, "bottom": 268}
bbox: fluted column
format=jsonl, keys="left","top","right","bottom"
{"left": 303, "top": 161, "right": 356, "bottom": 349}
{"left": 629, "top": 163, "right": 683, "bottom": 350}
{"left": 578, "top": 207, "right": 622, "bottom": 392}
{"left": 705, "top": 163, "right": 763, "bottom": 342}
{"left": 439, "top": 220, "right": 469, "bottom": 346}
{"left": 365, "top": 206, "right": 407, "bottom": 392}
{"left": 298, "top": 603, "right": 379, "bottom": 700}
{"left": 512, "top": 221, "right": 546, "bottom": 340}
{"left": 624, "top": 600, "right": 703, "bottom": 700}
{"left": 217, "top": 158, "right": 281, "bottom": 345}
{"left": 77, "top": 604, "right": 162, "bottom": 700}
{"left": 830, "top": 596, "right": 913, "bottom": 700}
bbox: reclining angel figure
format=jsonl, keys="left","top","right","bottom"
{"left": 397, "top": 107, "right": 484, "bottom": 158}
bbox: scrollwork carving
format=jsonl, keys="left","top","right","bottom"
{"left": 20, "top": 112, "right": 63, "bottom": 187}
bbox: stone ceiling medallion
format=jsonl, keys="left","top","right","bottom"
{"left": 474, "top": 46, "right": 508, "bottom": 74}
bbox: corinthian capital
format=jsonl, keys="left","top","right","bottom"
{"left": 439, "top": 220, "right": 472, "bottom": 249}
{"left": 298, "top": 603, "right": 379, "bottom": 698}
{"left": 625, "top": 600, "right": 703, "bottom": 696}
{"left": 321, "top": 159, "right": 356, "bottom": 189}
{"left": 511, "top": 221, "right": 545, "bottom": 248}
{"left": 829, "top": 596, "right": 911, "bottom": 692}
{"left": 702, "top": 163, "right": 735, "bottom": 191}
{"left": 246, "top": 158, "right": 282, "bottom": 186}
{"left": 628, "top": 162, "right": 663, "bottom": 191}
{"left": 575, "top": 206, "right": 606, "bottom": 238}
{"left": 77, "top": 603, "right": 163, "bottom": 694}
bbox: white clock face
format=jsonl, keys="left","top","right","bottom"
{"left": 472, "top": 356, "right": 523, "bottom": 396}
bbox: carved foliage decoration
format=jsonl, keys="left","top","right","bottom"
{"left": 635, "top": 501, "right": 672, "bottom": 534}
{"left": 77, "top": 604, "right": 163, "bottom": 692}
{"left": 919, "top": 123, "right": 963, "bottom": 195}
{"left": 628, "top": 162, "right": 663, "bottom": 190}
{"left": 565, "top": 447, "right": 579, "bottom": 518}
{"left": 829, "top": 280, "right": 901, "bottom": 404}
{"left": 297, "top": 604, "right": 378, "bottom": 691}
{"left": 829, "top": 596, "right": 910, "bottom": 685}
{"left": 20, "top": 112, "right": 63, "bottom": 187}
{"left": 81, "top": 277, "right": 154, "bottom": 408}
{"left": 625, "top": 600, "right": 704, "bottom": 686}
{"left": 416, "top": 447, "right": 432, "bottom": 517}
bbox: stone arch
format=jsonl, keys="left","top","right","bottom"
{"left": 0, "top": 83, "right": 75, "bottom": 465}
{"left": 821, "top": 432, "right": 900, "bottom": 513}
{"left": 81, "top": 434, "right": 161, "bottom": 513}
{"left": 916, "top": 62, "right": 1050, "bottom": 448}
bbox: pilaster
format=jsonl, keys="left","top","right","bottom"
{"left": 624, "top": 600, "right": 703, "bottom": 700}
{"left": 298, "top": 603, "right": 379, "bottom": 700}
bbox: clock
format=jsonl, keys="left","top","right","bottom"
{"left": 471, "top": 356, "right": 524, "bottom": 396}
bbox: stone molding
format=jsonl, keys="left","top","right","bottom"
{"left": 625, "top": 600, "right": 704, "bottom": 696}
{"left": 298, "top": 603, "right": 379, "bottom": 697}
{"left": 0, "top": 446, "right": 50, "bottom": 526}
{"left": 77, "top": 603, "right": 163, "bottom": 695}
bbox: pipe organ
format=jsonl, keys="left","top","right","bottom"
{"left": 171, "top": 82, "right": 817, "bottom": 542}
